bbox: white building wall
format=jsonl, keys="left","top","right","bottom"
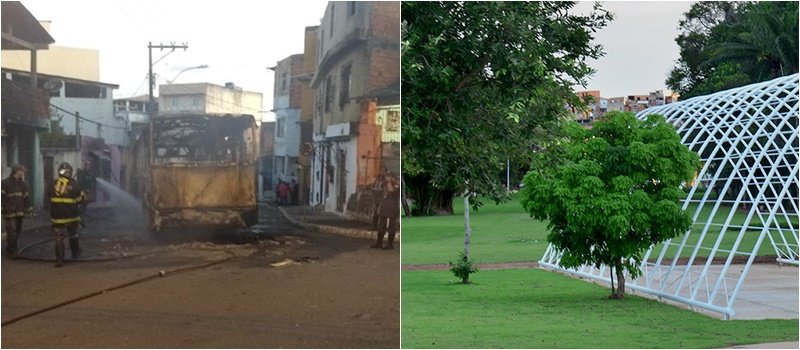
{"left": 158, "top": 83, "right": 263, "bottom": 117}
{"left": 322, "top": 137, "right": 358, "bottom": 213}
{"left": 275, "top": 110, "right": 301, "bottom": 158}
{"left": 51, "top": 95, "right": 125, "bottom": 146}
{"left": 205, "top": 85, "right": 262, "bottom": 116}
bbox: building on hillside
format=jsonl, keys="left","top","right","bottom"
{"left": 269, "top": 54, "right": 304, "bottom": 196}
{"left": 568, "top": 90, "right": 604, "bottom": 125}
{"left": 570, "top": 89, "right": 680, "bottom": 126}
{"left": 310, "top": 1, "right": 400, "bottom": 216}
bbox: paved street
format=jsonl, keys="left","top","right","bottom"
{"left": 1, "top": 204, "right": 399, "bottom": 348}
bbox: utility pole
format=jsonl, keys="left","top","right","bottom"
{"left": 148, "top": 42, "right": 188, "bottom": 164}
{"left": 147, "top": 42, "right": 189, "bottom": 120}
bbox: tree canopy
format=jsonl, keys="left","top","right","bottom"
{"left": 667, "top": 1, "right": 798, "bottom": 99}
{"left": 520, "top": 111, "right": 701, "bottom": 299}
{"left": 402, "top": 1, "right": 613, "bottom": 215}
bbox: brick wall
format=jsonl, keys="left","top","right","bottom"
{"left": 368, "top": 48, "right": 400, "bottom": 91}
{"left": 370, "top": 1, "right": 400, "bottom": 41}
{"left": 289, "top": 55, "right": 304, "bottom": 108}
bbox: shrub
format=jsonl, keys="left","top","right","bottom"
{"left": 449, "top": 251, "right": 479, "bottom": 284}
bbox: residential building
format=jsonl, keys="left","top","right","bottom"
{"left": 570, "top": 89, "right": 680, "bottom": 125}
{"left": 1, "top": 2, "right": 55, "bottom": 210}
{"left": 270, "top": 54, "right": 304, "bottom": 193}
{"left": 114, "top": 95, "right": 151, "bottom": 126}
{"left": 297, "top": 26, "right": 320, "bottom": 205}
{"left": 648, "top": 89, "right": 679, "bottom": 106}
{"left": 258, "top": 121, "right": 276, "bottom": 202}
{"left": 114, "top": 95, "right": 151, "bottom": 192}
{"left": 157, "top": 82, "right": 263, "bottom": 117}
{"left": 568, "top": 90, "right": 604, "bottom": 125}
{"left": 309, "top": 1, "right": 400, "bottom": 216}
{"left": 2, "top": 8, "right": 126, "bottom": 209}
{"left": 625, "top": 94, "right": 651, "bottom": 113}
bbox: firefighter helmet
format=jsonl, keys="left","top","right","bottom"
{"left": 57, "top": 162, "right": 73, "bottom": 177}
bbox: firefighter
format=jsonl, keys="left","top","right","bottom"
{"left": 47, "top": 162, "right": 85, "bottom": 267}
{"left": 75, "top": 159, "right": 96, "bottom": 223}
{"left": 2, "top": 164, "right": 33, "bottom": 258}
{"left": 371, "top": 173, "right": 400, "bottom": 249}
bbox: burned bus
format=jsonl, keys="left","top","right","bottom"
{"left": 131, "top": 113, "right": 259, "bottom": 231}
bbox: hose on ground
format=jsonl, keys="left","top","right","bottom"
{"left": 1, "top": 248, "right": 237, "bottom": 327}
{"left": 16, "top": 237, "right": 169, "bottom": 263}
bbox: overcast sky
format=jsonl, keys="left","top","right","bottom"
{"left": 18, "top": 1, "right": 693, "bottom": 117}
{"left": 21, "top": 0, "right": 330, "bottom": 121}
{"left": 572, "top": 1, "right": 694, "bottom": 97}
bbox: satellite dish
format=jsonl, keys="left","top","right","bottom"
{"left": 42, "top": 79, "right": 63, "bottom": 93}
{"left": 300, "top": 142, "right": 313, "bottom": 156}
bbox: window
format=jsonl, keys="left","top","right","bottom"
{"left": 339, "top": 64, "right": 351, "bottom": 108}
{"left": 193, "top": 97, "right": 200, "bottom": 106}
{"left": 172, "top": 98, "right": 178, "bottom": 107}
{"left": 281, "top": 72, "right": 288, "bottom": 91}
{"left": 329, "top": 3, "right": 334, "bottom": 38}
{"left": 318, "top": 31, "right": 324, "bottom": 61}
{"left": 325, "top": 76, "right": 334, "bottom": 112}
{"left": 277, "top": 118, "right": 285, "bottom": 138}
{"left": 348, "top": 1, "right": 356, "bottom": 16}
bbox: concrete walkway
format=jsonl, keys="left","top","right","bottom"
{"left": 276, "top": 204, "right": 399, "bottom": 243}
{"left": 723, "top": 342, "right": 798, "bottom": 349}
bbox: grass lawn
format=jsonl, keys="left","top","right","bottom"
{"left": 401, "top": 269, "right": 800, "bottom": 349}
{"left": 401, "top": 195, "right": 797, "bottom": 265}
{"left": 401, "top": 194, "right": 549, "bottom": 265}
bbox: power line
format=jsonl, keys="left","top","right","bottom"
{"left": 5, "top": 79, "right": 128, "bottom": 130}
{"left": 111, "top": 0, "right": 152, "bottom": 39}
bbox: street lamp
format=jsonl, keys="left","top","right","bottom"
{"left": 168, "top": 64, "right": 209, "bottom": 84}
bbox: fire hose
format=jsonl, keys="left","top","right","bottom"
{"left": 1, "top": 244, "right": 236, "bottom": 327}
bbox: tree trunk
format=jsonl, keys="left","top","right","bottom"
{"left": 611, "top": 260, "right": 626, "bottom": 299}
{"left": 400, "top": 174, "right": 412, "bottom": 218}
{"left": 463, "top": 194, "right": 471, "bottom": 260}
{"left": 406, "top": 174, "right": 455, "bottom": 216}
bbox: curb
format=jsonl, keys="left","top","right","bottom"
{"left": 277, "top": 206, "right": 400, "bottom": 243}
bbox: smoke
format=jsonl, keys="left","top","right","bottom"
{"left": 94, "top": 178, "right": 145, "bottom": 231}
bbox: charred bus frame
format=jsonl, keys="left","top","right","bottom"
{"left": 132, "top": 113, "right": 259, "bottom": 231}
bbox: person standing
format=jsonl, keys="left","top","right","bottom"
{"left": 2, "top": 164, "right": 33, "bottom": 259}
{"left": 74, "top": 159, "right": 96, "bottom": 221}
{"left": 290, "top": 179, "right": 299, "bottom": 205}
{"left": 371, "top": 167, "right": 388, "bottom": 229}
{"left": 371, "top": 173, "right": 400, "bottom": 250}
{"left": 278, "top": 181, "right": 290, "bottom": 206}
{"left": 47, "top": 162, "right": 85, "bottom": 267}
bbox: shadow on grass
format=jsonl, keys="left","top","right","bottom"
{"left": 402, "top": 268, "right": 799, "bottom": 349}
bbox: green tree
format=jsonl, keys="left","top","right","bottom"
{"left": 402, "top": 1, "right": 613, "bottom": 216}
{"left": 41, "top": 107, "right": 76, "bottom": 148}
{"left": 667, "top": 1, "right": 798, "bottom": 99}
{"left": 520, "top": 111, "right": 701, "bottom": 299}
{"left": 704, "top": 1, "right": 799, "bottom": 80}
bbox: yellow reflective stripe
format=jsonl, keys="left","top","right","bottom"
{"left": 51, "top": 217, "right": 80, "bottom": 224}
{"left": 51, "top": 197, "right": 79, "bottom": 204}
{"left": 3, "top": 212, "right": 26, "bottom": 218}
{"left": 4, "top": 192, "right": 25, "bottom": 197}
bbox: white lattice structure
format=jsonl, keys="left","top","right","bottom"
{"left": 539, "top": 74, "right": 799, "bottom": 319}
